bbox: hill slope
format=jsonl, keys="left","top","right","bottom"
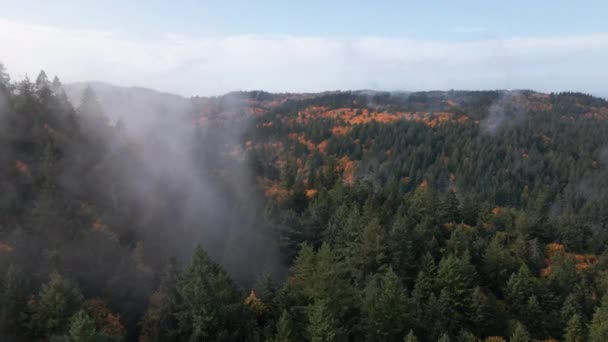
{"left": 3, "top": 71, "right": 608, "bottom": 341}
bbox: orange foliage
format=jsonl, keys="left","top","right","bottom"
{"left": 457, "top": 115, "right": 469, "bottom": 124}
{"left": 332, "top": 125, "right": 352, "bottom": 136}
{"left": 15, "top": 160, "right": 30, "bottom": 175}
{"left": 287, "top": 133, "right": 329, "bottom": 154}
{"left": 337, "top": 156, "right": 357, "bottom": 185}
{"left": 419, "top": 179, "right": 429, "bottom": 190}
{"left": 484, "top": 337, "right": 506, "bottom": 342}
{"left": 288, "top": 133, "right": 316, "bottom": 152}
{"left": 244, "top": 290, "right": 268, "bottom": 318}
{"left": 542, "top": 243, "right": 598, "bottom": 276}
{"left": 264, "top": 182, "right": 288, "bottom": 202}
{"left": 0, "top": 241, "right": 14, "bottom": 253}
{"left": 491, "top": 207, "right": 502, "bottom": 216}
{"left": 305, "top": 189, "right": 318, "bottom": 198}
{"left": 545, "top": 243, "right": 566, "bottom": 256}
{"left": 290, "top": 106, "right": 475, "bottom": 131}
{"left": 84, "top": 299, "right": 126, "bottom": 339}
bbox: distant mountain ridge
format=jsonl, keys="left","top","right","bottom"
{"left": 64, "top": 81, "right": 192, "bottom": 123}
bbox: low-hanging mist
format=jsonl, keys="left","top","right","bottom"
{"left": 65, "top": 82, "right": 285, "bottom": 282}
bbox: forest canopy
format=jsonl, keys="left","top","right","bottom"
{"left": 2, "top": 64, "right": 608, "bottom": 341}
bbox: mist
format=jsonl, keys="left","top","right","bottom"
{"left": 480, "top": 90, "right": 528, "bottom": 135}
{"left": 73, "top": 83, "right": 285, "bottom": 283}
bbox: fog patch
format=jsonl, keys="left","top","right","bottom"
{"left": 480, "top": 90, "right": 528, "bottom": 135}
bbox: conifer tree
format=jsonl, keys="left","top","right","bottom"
{"left": 564, "top": 313, "right": 585, "bottom": 342}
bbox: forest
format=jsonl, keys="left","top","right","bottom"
{"left": 2, "top": 63, "right": 608, "bottom": 342}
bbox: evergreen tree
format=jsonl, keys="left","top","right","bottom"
{"left": 388, "top": 212, "right": 418, "bottom": 285}
{"left": 436, "top": 254, "right": 477, "bottom": 326}
{"left": 306, "top": 299, "right": 342, "bottom": 342}
{"left": 0, "top": 62, "right": 10, "bottom": 90}
{"left": 175, "top": 246, "right": 250, "bottom": 341}
{"left": 589, "top": 295, "right": 608, "bottom": 342}
{"left": 564, "top": 313, "right": 585, "bottom": 342}
{"left": 403, "top": 330, "right": 419, "bottom": 342}
{"left": 348, "top": 217, "right": 387, "bottom": 284}
{"left": 505, "top": 265, "right": 537, "bottom": 318}
{"left": 458, "top": 330, "right": 479, "bottom": 342}
{"left": 27, "top": 272, "right": 84, "bottom": 338}
{"left": 362, "top": 268, "right": 410, "bottom": 341}
{"left": 440, "top": 190, "right": 461, "bottom": 223}
{"left": 438, "top": 332, "right": 451, "bottom": 342}
{"left": 509, "top": 323, "right": 529, "bottom": 342}
{"left": 0, "top": 265, "right": 27, "bottom": 334}
{"left": 270, "top": 309, "right": 296, "bottom": 342}
{"left": 412, "top": 253, "right": 437, "bottom": 302}
{"left": 65, "top": 310, "right": 98, "bottom": 342}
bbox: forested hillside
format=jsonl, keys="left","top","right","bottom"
{"left": 3, "top": 64, "right": 608, "bottom": 341}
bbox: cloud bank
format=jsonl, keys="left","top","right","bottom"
{"left": 1, "top": 18, "right": 608, "bottom": 96}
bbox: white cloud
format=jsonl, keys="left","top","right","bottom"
{"left": 1, "top": 18, "right": 607, "bottom": 96}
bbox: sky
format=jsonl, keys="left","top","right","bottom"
{"left": 1, "top": 0, "right": 607, "bottom": 96}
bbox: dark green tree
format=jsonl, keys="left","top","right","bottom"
{"left": 362, "top": 268, "right": 410, "bottom": 341}
{"left": 589, "top": 295, "right": 608, "bottom": 342}
{"left": 564, "top": 313, "right": 585, "bottom": 342}
{"left": 175, "top": 246, "right": 251, "bottom": 341}
{"left": 509, "top": 322, "right": 530, "bottom": 342}
{"left": 26, "top": 272, "right": 84, "bottom": 338}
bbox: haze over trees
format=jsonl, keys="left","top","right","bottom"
{"left": 3, "top": 64, "right": 608, "bottom": 341}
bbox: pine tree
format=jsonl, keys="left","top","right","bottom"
{"left": 51, "top": 76, "right": 63, "bottom": 94}
{"left": 157, "top": 259, "right": 180, "bottom": 340}
{"left": 436, "top": 254, "right": 477, "bottom": 325}
{"left": 505, "top": 264, "right": 537, "bottom": 317}
{"left": 458, "top": 330, "right": 479, "bottom": 342}
{"left": 388, "top": 212, "right": 418, "bottom": 285}
{"left": 0, "top": 265, "right": 26, "bottom": 333}
{"left": 292, "top": 242, "right": 355, "bottom": 328}
{"left": 66, "top": 310, "right": 98, "bottom": 342}
{"left": 470, "top": 287, "right": 503, "bottom": 337}
{"left": 35, "top": 70, "right": 51, "bottom": 100}
{"left": 27, "top": 272, "right": 84, "bottom": 337}
{"left": 270, "top": 309, "right": 296, "bottom": 342}
{"left": 0, "top": 62, "right": 10, "bottom": 89}
{"left": 412, "top": 253, "right": 437, "bottom": 302}
{"left": 522, "top": 295, "right": 543, "bottom": 337}
{"left": 589, "top": 295, "right": 608, "bottom": 342}
{"left": 306, "top": 300, "right": 342, "bottom": 342}
{"left": 438, "top": 332, "right": 451, "bottom": 342}
{"left": 78, "top": 86, "right": 104, "bottom": 119}
{"left": 362, "top": 268, "right": 410, "bottom": 341}
{"left": 175, "top": 245, "right": 250, "bottom": 341}
{"left": 139, "top": 260, "right": 180, "bottom": 342}
{"left": 564, "top": 313, "right": 585, "bottom": 342}
{"left": 440, "top": 190, "right": 461, "bottom": 223}
{"left": 560, "top": 293, "right": 582, "bottom": 326}
{"left": 403, "top": 330, "right": 419, "bottom": 342}
{"left": 509, "top": 323, "right": 529, "bottom": 342}
{"left": 348, "top": 217, "right": 387, "bottom": 284}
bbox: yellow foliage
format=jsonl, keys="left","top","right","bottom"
{"left": 484, "top": 337, "right": 506, "bottom": 342}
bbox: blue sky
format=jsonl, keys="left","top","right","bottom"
{"left": 1, "top": 1, "right": 607, "bottom": 96}
{"left": 4, "top": 0, "right": 607, "bottom": 38}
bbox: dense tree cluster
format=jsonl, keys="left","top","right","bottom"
{"left": 2, "top": 65, "right": 608, "bottom": 341}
